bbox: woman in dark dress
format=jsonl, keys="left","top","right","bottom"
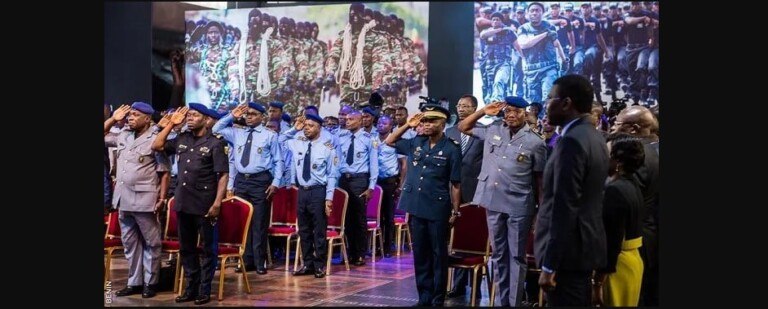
{"left": 592, "top": 133, "right": 646, "bottom": 307}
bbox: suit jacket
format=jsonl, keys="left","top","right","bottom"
{"left": 445, "top": 125, "right": 484, "bottom": 203}
{"left": 534, "top": 116, "right": 609, "bottom": 272}
{"left": 636, "top": 139, "right": 660, "bottom": 269}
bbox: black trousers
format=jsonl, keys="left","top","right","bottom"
{"left": 339, "top": 176, "right": 369, "bottom": 260}
{"left": 545, "top": 270, "right": 591, "bottom": 306}
{"left": 411, "top": 215, "right": 449, "bottom": 306}
{"left": 297, "top": 186, "right": 328, "bottom": 270}
{"left": 177, "top": 211, "right": 217, "bottom": 296}
{"left": 235, "top": 171, "right": 273, "bottom": 269}
{"left": 377, "top": 176, "right": 398, "bottom": 254}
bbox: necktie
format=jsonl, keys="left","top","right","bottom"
{"left": 461, "top": 133, "right": 469, "bottom": 155}
{"left": 240, "top": 128, "right": 255, "bottom": 167}
{"left": 346, "top": 134, "right": 355, "bottom": 165}
{"left": 303, "top": 142, "right": 312, "bottom": 182}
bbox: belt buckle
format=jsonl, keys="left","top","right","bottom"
{"left": 345, "top": 173, "right": 352, "bottom": 179}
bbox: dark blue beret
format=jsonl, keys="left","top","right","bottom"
{"left": 131, "top": 102, "right": 154, "bottom": 115}
{"left": 362, "top": 107, "right": 378, "bottom": 117}
{"left": 188, "top": 103, "right": 209, "bottom": 115}
{"left": 282, "top": 112, "right": 291, "bottom": 123}
{"left": 305, "top": 113, "right": 324, "bottom": 125}
{"left": 269, "top": 101, "right": 284, "bottom": 109}
{"left": 504, "top": 96, "right": 529, "bottom": 109}
{"left": 247, "top": 102, "right": 266, "bottom": 114}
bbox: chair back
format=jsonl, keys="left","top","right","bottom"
{"left": 217, "top": 197, "right": 254, "bottom": 255}
{"left": 366, "top": 185, "right": 383, "bottom": 223}
{"left": 164, "top": 197, "right": 179, "bottom": 240}
{"left": 105, "top": 212, "right": 121, "bottom": 239}
{"left": 270, "top": 186, "right": 299, "bottom": 225}
{"left": 449, "top": 204, "right": 489, "bottom": 256}
{"left": 328, "top": 188, "right": 349, "bottom": 232}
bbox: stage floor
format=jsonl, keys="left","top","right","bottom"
{"left": 105, "top": 251, "right": 496, "bottom": 307}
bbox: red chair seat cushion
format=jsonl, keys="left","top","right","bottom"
{"left": 326, "top": 230, "right": 339, "bottom": 237}
{"left": 268, "top": 226, "right": 297, "bottom": 234}
{"left": 367, "top": 221, "right": 378, "bottom": 229}
{"left": 162, "top": 240, "right": 180, "bottom": 251}
{"left": 105, "top": 238, "right": 122, "bottom": 248}
{"left": 394, "top": 217, "right": 406, "bottom": 224}
{"left": 448, "top": 254, "right": 486, "bottom": 266}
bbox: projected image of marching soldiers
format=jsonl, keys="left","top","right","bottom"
{"left": 474, "top": 2, "right": 659, "bottom": 107}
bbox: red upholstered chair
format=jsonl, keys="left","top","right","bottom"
{"left": 161, "top": 197, "right": 184, "bottom": 293}
{"left": 177, "top": 197, "right": 254, "bottom": 301}
{"left": 365, "top": 185, "right": 384, "bottom": 262}
{"left": 393, "top": 208, "right": 412, "bottom": 256}
{"left": 104, "top": 212, "right": 123, "bottom": 290}
{"left": 266, "top": 186, "right": 300, "bottom": 271}
{"left": 446, "top": 204, "right": 492, "bottom": 307}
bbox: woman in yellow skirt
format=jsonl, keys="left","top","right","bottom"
{"left": 592, "top": 133, "right": 646, "bottom": 307}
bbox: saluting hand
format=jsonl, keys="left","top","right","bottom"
{"left": 170, "top": 107, "right": 189, "bottom": 125}
{"left": 483, "top": 101, "right": 506, "bottom": 116}
{"left": 407, "top": 113, "right": 424, "bottom": 128}
{"left": 112, "top": 105, "right": 131, "bottom": 121}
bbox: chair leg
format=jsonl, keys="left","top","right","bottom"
{"left": 538, "top": 287, "right": 544, "bottom": 306}
{"left": 405, "top": 227, "right": 413, "bottom": 252}
{"left": 293, "top": 240, "right": 302, "bottom": 272}
{"left": 486, "top": 265, "right": 494, "bottom": 306}
{"left": 285, "top": 235, "right": 292, "bottom": 271}
{"left": 446, "top": 267, "right": 453, "bottom": 293}
{"left": 266, "top": 238, "right": 272, "bottom": 268}
{"left": 241, "top": 255, "right": 251, "bottom": 293}
{"left": 341, "top": 237, "right": 350, "bottom": 270}
{"left": 470, "top": 266, "right": 480, "bottom": 307}
{"left": 104, "top": 250, "right": 112, "bottom": 290}
{"left": 178, "top": 267, "right": 185, "bottom": 297}
{"left": 378, "top": 232, "right": 384, "bottom": 257}
{"left": 218, "top": 256, "right": 226, "bottom": 301}
{"left": 173, "top": 252, "right": 182, "bottom": 293}
{"left": 395, "top": 225, "right": 402, "bottom": 256}
{"left": 326, "top": 238, "right": 334, "bottom": 275}
{"left": 371, "top": 230, "right": 377, "bottom": 264}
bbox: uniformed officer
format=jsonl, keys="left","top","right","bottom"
{"left": 212, "top": 102, "right": 283, "bottom": 274}
{"left": 280, "top": 105, "right": 339, "bottom": 147}
{"left": 361, "top": 107, "right": 379, "bottom": 137}
{"left": 285, "top": 114, "right": 339, "bottom": 278}
{"left": 268, "top": 101, "right": 292, "bottom": 132}
{"left": 105, "top": 102, "right": 170, "bottom": 299}
{"left": 151, "top": 104, "right": 229, "bottom": 305}
{"left": 458, "top": 97, "right": 547, "bottom": 306}
{"left": 338, "top": 104, "right": 354, "bottom": 130}
{"left": 336, "top": 110, "right": 379, "bottom": 266}
{"left": 384, "top": 104, "right": 462, "bottom": 306}
{"left": 374, "top": 115, "right": 405, "bottom": 257}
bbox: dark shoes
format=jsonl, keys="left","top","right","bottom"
{"left": 314, "top": 268, "right": 326, "bottom": 278}
{"left": 234, "top": 265, "right": 257, "bottom": 273}
{"left": 194, "top": 294, "right": 211, "bottom": 305}
{"left": 293, "top": 266, "right": 315, "bottom": 276}
{"left": 446, "top": 289, "right": 465, "bottom": 298}
{"left": 115, "top": 285, "right": 142, "bottom": 296}
{"left": 141, "top": 284, "right": 157, "bottom": 298}
{"left": 175, "top": 291, "right": 198, "bottom": 303}
{"left": 256, "top": 268, "right": 267, "bottom": 275}
{"left": 352, "top": 257, "right": 366, "bottom": 266}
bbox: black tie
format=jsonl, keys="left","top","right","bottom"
{"left": 346, "top": 134, "right": 355, "bottom": 165}
{"left": 303, "top": 142, "right": 312, "bottom": 182}
{"left": 240, "top": 128, "right": 255, "bottom": 167}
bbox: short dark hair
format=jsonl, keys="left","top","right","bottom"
{"left": 459, "top": 94, "right": 478, "bottom": 107}
{"left": 324, "top": 116, "right": 339, "bottom": 122}
{"left": 396, "top": 106, "right": 408, "bottom": 113}
{"left": 529, "top": 102, "right": 543, "bottom": 114}
{"left": 553, "top": 74, "right": 594, "bottom": 113}
{"left": 606, "top": 133, "right": 645, "bottom": 174}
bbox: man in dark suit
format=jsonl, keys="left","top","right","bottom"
{"left": 444, "top": 95, "right": 486, "bottom": 299}
{"left": 534, "top": 74, "right": 609, "bottom": 306}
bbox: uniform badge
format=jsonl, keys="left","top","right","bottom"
{"left": 179, "top": 144, "right": 187, "bottom": 150}
{"left": 438, "top": 150, "right": 443, "bottom": 156}
{"left": 200, "top": 146, "right": 210, "bottom": 153}
{"left": 224, "top": 145, "right": 230, "bottom": 155}
{"left": 493, "top": 135, "right": 501, "bottom": 141}
{"left": 334, "top": 157, "right": 339, "bottom": 165}
{"left": 413, "top": 161, "right": 418, "bottom": 166}
{"left": 257, "top": 147, "right": 263, "bottom": 154}
{"left": 356, "top": 152, "right": 362, "bottom": 158}
{"left": 312, "top": 163, "right": 318, "bottom": 170}
{"left": 517, "top": 153, "right": 527, "bottom": 162}
{"left": 139, "top": 156, "right": 145, "bottom": 163}
{"left": 372, "top": 139, "right": 379, "bottom": 148}
{"left": 325, "top": 142, "right": 333, "bottom": 149}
